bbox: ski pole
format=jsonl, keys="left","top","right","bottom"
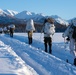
{"left": 74, "top": 42, "right": 76, "bottom": 57}
{"left": 64, "top": 37, "right": 67, "bottom": 49}
{"left": 40, "top": 33, "right": 43, "bottom": 42}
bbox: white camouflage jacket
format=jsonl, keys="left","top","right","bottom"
{"left": 42, "top": 22, "right": 55, "bottom": 37}
{"left": 63, "top": 25, "right": 73, "bottom": 38}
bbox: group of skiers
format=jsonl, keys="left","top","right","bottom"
{"left": 25, "top": 18, "right": 55, "bottom": 54}
{"left": 26, "top": 18, "right": 76, "bottom": 66}
{"left": 0, "top": 17, "right": 76, "bottom": 66}
{"left": 0, "top": 24, "right": 15, "bottom": 37}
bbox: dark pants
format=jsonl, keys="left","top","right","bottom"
{"left": 28, "top": 37, "right": 32, "bottom": 44}
{"left": 10, "top": 29, "right": 14, "bottom": 37}
{"left": 74, "top": 58, "right": 76, "bottom": 66}
{"left": 28, "top": 31, "right": 33, "bottom": 44}
{"left": 10, "top": 32, "right": 13, "bottom": 37}
{"left": 44, "top": 37, "right": 52, "bottom": 54}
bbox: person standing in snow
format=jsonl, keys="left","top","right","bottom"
{"left": 8, "top": 24, "right": 15, "bottom": 37}
{"left": 3, "top": 27, "right": 9, "bottom": 34}
{"left": 62, "top": 18, "right": 76, "bottom": 66}
{"left": 25, "top": 19, "right": 35, "bottom": 44}
{"left": 42, "top": 18, "right": 55, "bottom": 54}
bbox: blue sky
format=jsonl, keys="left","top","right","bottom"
{"left": 0, "top": 0, "right": 76, "bottom": 20}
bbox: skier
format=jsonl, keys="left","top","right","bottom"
{"left": 62, "top": 18, "right": 76, "bottom": 66}
{"left": 25, "top": 19, "right": 35, "bottom": 44}
{"left": 42, "top": 18, "right": 55, "bottom": 54}
{"left": 3, "top": 27, "right": 9, "bottom": 34}
{"left": 8, "top": 24, "right": 15, "bottom": 37}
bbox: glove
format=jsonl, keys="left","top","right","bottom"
{"left": 66, "top": 37, "right": 70, "bottom": 41}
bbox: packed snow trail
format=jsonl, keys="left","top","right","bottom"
{"left": 0, "top": 34, "right": 76, "bottom": 75}
{"left": 0, "top": 40, "right": 38, "bottom": 75}
{"left": 4, "top": 33, "right": 74, "bottom": 64}
{"left": 0, "top": 34, "right": 50, "bottom": 75}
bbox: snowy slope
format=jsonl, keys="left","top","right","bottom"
{"left": 0, "top": 38, "right": 37, "bottom": 75}
{"left": 0, "top": 33, "right": 76, "bottom": 75}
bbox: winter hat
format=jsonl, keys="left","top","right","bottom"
{"left": 9, "top": 24, "right": 15, "bottom": 29}
{"left": 47, "top": 18, "right": 54, "bottom": 24}
{"left": 72, "top": 18, "right": 76, "bottom": 26}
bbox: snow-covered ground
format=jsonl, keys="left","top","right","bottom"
{"left": 0, "top": 33, "right": 76, "bottom": 75}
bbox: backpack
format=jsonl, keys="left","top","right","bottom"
{"left": 72, "top": 26, "right": 76, "bottom": 41}
{"left": 26, "top": 19, "right": 35, "bottom": 31}
{"left": 44, "top": 22, "right": 55, "bottom": 35}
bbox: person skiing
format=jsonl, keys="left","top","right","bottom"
{"left": 42, "top": 18, "right": 55, "bottom": 54}
{"left": 62, "top": 18, "right": 76, "bottom": 66}
{"left": 25, "top": 19, "right": 35, "bottom": 44}
{"left": 8, "top": 24, "right": 15, "bottom": 37}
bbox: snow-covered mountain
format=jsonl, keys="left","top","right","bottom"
{"left": 15, "top": 10, "right": 69, "bottom": 25}
{"left": 15, "top": 11, "right": 35, "bottom": 19}
{"left": 0, "top": 9, "right": 26, "bottom": 25}
{"left": 4, "top": 9, "right": 18, "bottom": 16}
{"left": 15, "top": 11, "right": 46, "bottom": 23}
{"left": 0, "top": 9, "right": 9, "bottom": 17}
{"left": 67, "top": 17, "right": 76, "bottom": 25}
{"left": 50, "top": 15, "right": 69, "bottom": 25}
{"left": 0, "top": 9, "right": 70, "bottom": 25}
{"left": 0, "top": 9, "right": 18, "bottom": 16}
{"left": 1, "top": 9, "right": 76, "bottom": 32}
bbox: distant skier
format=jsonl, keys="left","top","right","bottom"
{"left": 62, "top": 18, "right": 76, "bottom": 66}
{"left": 3, "top": 27, "right": 9, "bottom": 34}
{"left": 8, "top": 24, "right": 15, "bottom": 37}
{"left": 25, "top": 19, "right": 35, "bottom": 44}
{"left": 42, "top": 18, "right": 55, "bottom": 54}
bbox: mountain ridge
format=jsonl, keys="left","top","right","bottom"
{"left": 0, "top": 9, "right": 76, "bottom": 32}
{"left": 0, "top": 9, "right": 69, "bottom": 25}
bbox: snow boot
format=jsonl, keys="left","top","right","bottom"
{"left": 28, "top": 38, "right": 32, "bottom": 44}
{"left": 45, "top": 47, "right": 47, "bottom": 52}
{"left": 66, "top": 59, "right": 68, "bottom": 63}
{"left": 74, "top": 58, "right": 76, "bottom": 66}
{"left": 49, "top": 48, "right": 52, "bottom": 54}
{"left": 49, "top": 50, "right": 52, "bottom": 54}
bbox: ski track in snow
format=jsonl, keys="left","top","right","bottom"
{"left": 0, "top": 33, "right": 76, "bottom": 75}
{"left": 0, "top": 36, "right": 38, "bottom": 75}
